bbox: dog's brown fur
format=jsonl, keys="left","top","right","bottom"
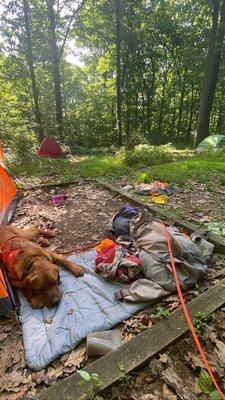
{"left": 0, "top": 226, "right": 84, "bottom": 309}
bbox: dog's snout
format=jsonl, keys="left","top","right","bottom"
{"left": 51, "top": 297, "right": 61, "bottom": 307}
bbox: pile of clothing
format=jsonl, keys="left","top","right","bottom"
{"left": 134, "top": 181, "right": 173, "bottom": 204}
{"left": 94, "top": 205, "right": 214, "bottom": 303}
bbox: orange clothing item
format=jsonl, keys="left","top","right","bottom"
{"left": 95, "top": 238, "right": 116, "bottom": 253}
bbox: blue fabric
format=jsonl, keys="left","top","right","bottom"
{"left": 111, "top": 205, "right": 140, "bottom": 238}
{"left": 18, "top": 249, "right": 147, "bottom": 371}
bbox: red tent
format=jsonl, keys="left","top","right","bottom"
{"left": 38, "top": 137, "right": 63, "bottom": 158}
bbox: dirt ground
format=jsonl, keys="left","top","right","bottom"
{"left": 0, "top": 180, "right": 225, "bottom": 400}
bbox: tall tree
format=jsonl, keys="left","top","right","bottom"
{"left": 46, "top": 0, "right": 64, "bottom": 138}
{"left": 195, "top": 0, "right": 225, "bottom": 146}
{"left": 46, "top": 0, "right": 86, "bottom": 139}
{"left": 22, "top": 0, "right": 44, "bottom": 142}
{"left": 115, "top": 0, "right": 122, "bottom": 147}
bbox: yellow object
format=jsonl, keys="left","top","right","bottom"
{"left": 151, "top": 195, "right": 167, "bottom": 205}
{"left": 95, "top": 238, "right": 115, "bottom": 253}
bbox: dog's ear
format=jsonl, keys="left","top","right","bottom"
{"left": 21, "top": 274, "right": 37, "bottom": 298}
{"left": 14, "top": 249, "right": 51, "bottom": 280}
{"left": 14, "top": 251, "right": 35, "bottom": 280}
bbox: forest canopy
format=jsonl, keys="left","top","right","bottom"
{"left": 0, "top": 0, "right": 225, "bottom": 158}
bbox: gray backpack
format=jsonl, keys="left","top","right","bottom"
{"left": 112, "top": 209, "right": 214, "bottom": 303}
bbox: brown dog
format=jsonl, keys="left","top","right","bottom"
{"left": 0, "top": 226, "right": 84, "bottom": 309}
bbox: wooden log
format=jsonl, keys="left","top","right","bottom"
{"left": 21, "top": 178, "right": 93, "bottom": 190}
{"left": 96, "top": 180, "right": 225, "bottom": 254}
{"left": 37, "top": 278, "right": 225, "bottom": 400}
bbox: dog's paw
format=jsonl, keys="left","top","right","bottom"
{"left": 30, "top": 300, "right": 45, "bottom": 309}
{"left": 74, "top": 265, "right": 84, "bottom": 277}
{"left": 38, "top": 237, "right": 50, "bottom": 247}
{"left": 42, "top": 229, "right": 55, "bottom": 238}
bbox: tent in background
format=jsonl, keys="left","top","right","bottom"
{"left": 38, "top": 137, "right": 63, "bottom": 158}
{"left": 196, "top": 134, "right": 225, "bottom": 153}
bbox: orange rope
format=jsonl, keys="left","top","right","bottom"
{"left": 57, "top": 241, "right": 101, "bottom": 255}
{"left": 162, "top": 223, "right": 225, "bottom": 399}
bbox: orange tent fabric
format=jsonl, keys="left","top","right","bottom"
{"left": 0, "top": 145, "right": 17, "bottom": 315}
{"left": 0, "top": 146, "right": 18, "bottom": 225}
{"left": 0, "top": 265, "right": 15, "bottom": 316}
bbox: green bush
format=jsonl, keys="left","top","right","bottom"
{"left": 124, "top": 144, "right": 174, "bottom": 167}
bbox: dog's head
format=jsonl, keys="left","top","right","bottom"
{"left": 15, "top": 250, "right": 62, "bottom": 308}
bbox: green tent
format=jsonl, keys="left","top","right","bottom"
{"left": 196, "top": 134, "right": 225, "bottom": 153}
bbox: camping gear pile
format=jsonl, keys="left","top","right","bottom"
{"left": 17, "top": 206, "right": 214, "bottom": 370}
{"left": 95, "top": 205, "right": 212, "bottom": 302}
{"left": 134, "top": 181, "right": 173, "bottom": 205}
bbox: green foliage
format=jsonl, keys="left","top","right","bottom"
{"left": 194, "top": 312, "right": 210, "bottom": 336}
{"left": 124, "top": 144, "right": 174, "bottom": 167}
{"left": 198, "top": 369, "right": 214, "bottom": 394}
{"left": 136, "top": 149, "right": 225, "bottom": 185}
{"left": 118, "top": 363, "right": 127, "bottom": 387}
{"left": 75, "top": 152, "right": 129, "bottom": 178}
{"left": 155, "top": 306, "right": 170, "bottom": 319}
{"left": 1, "top": 0, "right": 224, "bottom": 152}
{"left": 198, "top": 369, "right": 222, "bottom": 399}
{"left": 10, "top": 146, "right": 225, "bottom": 193}
{"left": 77, "top": 370, "right": 103, "bottom": 400}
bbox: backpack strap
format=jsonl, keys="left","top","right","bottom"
{"left": 114, "top": 289, "right": 131, "bottom": 301}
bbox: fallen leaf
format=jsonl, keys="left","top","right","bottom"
{"left": 0, "top": 333, "right": 8, "bottom": 342}
{"left": 215, "top": 339, "right": 225, "bottom": 368}
{"left": 185, "top": 352, "right": 204, "bottom": 370}
{"left": 32, "top": 370, "right": 50, "bottom": 386}
{"left": 162, "top": 384, "right": 177, "bottom": 400}
{"left": 0, "top": 371, "right": 30, "bottom": 393}
{"left": 140, "top": 395, "right": 159, "bottom": 400}
{"left": 65, "top": 345, "right": 86, "bottom": 368}
{"left": 162, "top": 367, "right": 198, "bottom": 400}
{"left": 148, "top": 359, "right": 163, "bottom": 380}
{"left": 159, "top": 354, "right": 169, "bottom": 364}
{"left": 134, "top": 371, "right": 149, "bottom": 389}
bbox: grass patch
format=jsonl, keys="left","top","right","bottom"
{"left": 75, "top": 153, "right": 130, "bottom": 178}
{"left": 8, "top": 144, "right": 225, "bottom": 188}
{"left": 9, "top": 156, "right": 78, "bottom": 184}
{"left": 135, "top": 149, "right": 225, "bottom": 185}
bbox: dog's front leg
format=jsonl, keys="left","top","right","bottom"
{"left": 10, "top": 227, "right": 41, "bottom": 241}
{"left": 47, "top": 251, "right": 84, "bottom": 277}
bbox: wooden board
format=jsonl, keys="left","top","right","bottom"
{"left": 96, "top": 180, "right": 225, "bottom": 254}
{"left": 37, "top": 277, "right": 225, "bottom": 400}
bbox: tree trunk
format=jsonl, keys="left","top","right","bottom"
{"left": 216, "top": 87, "right": 225, "bottom": 133}
{"left": 22, "top": 0, "right": 44, "bottom": 143}
{"left": 186, "top": 82, "right": 195, "bottom": 140}
{"left": 115, "top": 0, "right": 122, "bottom": 147}
{"left": 158, "top": 67, "right": 168, "bottom": 134}
{"left": 176, "top": 80, "right": 185, "bottom": 139}
{"left": 134, "top": 93, "right": 138, "bottom": 134}
{"left": 195, "top": 0, "right": 225, "bottom": 146}
{"left": 125, "top": 85, "right": 132, "bottom": 148}
{"left": 46, "top": 0, "right": 64, "bottom": 139}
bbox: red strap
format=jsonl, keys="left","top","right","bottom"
{"left": 162, "top": 223, "right": 225, "bottom": 399}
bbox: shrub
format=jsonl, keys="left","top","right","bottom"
{"left": 124, "top": 144, "right": 173, "bottom": 167}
